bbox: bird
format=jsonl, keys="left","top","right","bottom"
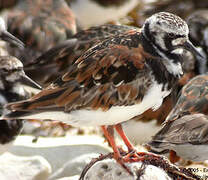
{"left": 24, "top": 24, "right": 137, "bottom": 86}
{"left": 3, "top": 0, "right": 77, "bottom": 64}
{"left": 2, "top": 12, "right": 203, "bottom": 173}
{"left": 25, "top": 24, "right": 204, "bottom": 141}
{"left": 66, "top": 0, "right": 139, "bottom": 28}
{"left": 0, "top": 17, "right": 41, "bottom": 154}
{"left": 0, "top": 55, "right": 42, "bottom": 154}
{"left": 146, "top": 74, "right": 208, "bottom": 163}
{"left": 187, "top": 9, "right": 208, "bottom": 52}
{"left": 166, "top": 74, "right": 208, "bottom": 122}
{"left": 186, "top": 10, "right": 208, "bottom": 75}
{"left": 146, "top": 113, "right": 208, "bottom": 163}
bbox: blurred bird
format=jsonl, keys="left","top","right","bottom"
{"left": 3, "top": 0, "right": 77, "bottom": 64}
{"left": 166, "top": 74, "right": 208, "bottom": 122}
{"left": 146, "top": 74, "right": 208, "bottom": 163}
{"left": 3, "top": 12, "right": 203, "bottom": 173}
{"left": 66, "top": 0, "right": 138, "bottom": 28}
{"left": 187, "top": 9, "right": 208, "bottom": 73}
{"left": 147, "top": 113, "right": 208, "bottom": 163}
{"left": 187, "top": 9, "right": 208, "bottom": 53}
{"left": 0, "top": 17, "right": 41, "bottom": 153}
{"left": 0, "top": 55, "right": 41, "bottom": 154}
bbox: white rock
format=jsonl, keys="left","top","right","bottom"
{"left": 9, "top": 135, "right": 111, "bottom": 179}
{"left": 57, "top": 176, "right": 79, "bottom": 180}
{"left": 49, "top": 153, "right": 103, "bottom": 180}
{"left": 82, "top": 158, "right": 172, "bottom": 180}
{"left": 0, "top": 152, "right": 51, "bottom": 180}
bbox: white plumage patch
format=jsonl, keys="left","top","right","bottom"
{"left": 19, "top": 81, "right": 170, "bottom": 127}
{"left": 70, "top": 0, "right": 138, "bottom": 28}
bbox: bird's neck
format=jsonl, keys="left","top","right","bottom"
{"left": 141, "top": 33, "right": 183, "bottom": 77}
{"left": 0, "top": 80, "right": 27, "bottom": 100}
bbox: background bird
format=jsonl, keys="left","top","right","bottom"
{"left": 0, "top": 55, "right": 41, "bottom": 154}
{"left": 147, "top": 113, "right": 208, "bottom": 163}
{"left": 66, "top": 0, "right": 139, "bottom": 28}
{"left": 0, "top": 17, "right": 41, "bottom": 154}
{"left": 146, "top": 74, "right": 208, "bottom": 163}
{"left": 2, "top": 0, "right": 77, "bottom": 64}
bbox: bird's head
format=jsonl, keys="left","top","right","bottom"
{"left": 0, "top": 56, "right": 41, "bottom": 90}
{"left": 142, "top": 12, "right": 204, "bottom": 76}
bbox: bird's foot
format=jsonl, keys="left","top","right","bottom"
{"left": 114, "top": 150, "right": 165, "bottom": 175}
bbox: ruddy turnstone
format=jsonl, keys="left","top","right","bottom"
{"left": 67, "top": 0, "right": 138, "bottom": 28}
{"left": 3, "top": 0, "right": 77, "bottom": 63}
{"left": 187, "top": 10, "right": 208, "bottom": 48}
{"left": 147, "top": 113, "right": 208, "bottom": 163}
{"left": 25, "top": 24, "right": 137, "bottom": 86}
{"left": 0, "top": 55, "right": 41, "bottom": 154}
{"left": 166, "top": 74, "right": 208, "bottom": 122}
{"left": 3, "top": 12, "right": 203, "bottom": 172}
{"left": 146, "top": 74, "right": 208, "bottom": 162}
{"left": 0, "top": 17, "right": 41, "bottom": 153}
{"left": 186, "top": 10, "right": 208, "bottom": 74}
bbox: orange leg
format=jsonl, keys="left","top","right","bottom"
{"left": 101, "top": 125, "right": 133, "bottom": 174}
{"left": 101, "top": 125, "right": 121, "bottom": 160}
{"left": 114, "top": 124, "right": 134, "bottom": 152}
{"left": 115, "top": 124, "right": 151, "bottom": 163}
{"left": 169, "top": 150, "right": 180, "bottom": 164}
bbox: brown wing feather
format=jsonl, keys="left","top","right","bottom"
{"left": 151, "top": 114, "right": 208, "bottom": 145}
{"left": 166, "top": 74, "right": 208, "bottom": 122}
{"left": 7, "top": 30, "right": 155, "bottom": 113}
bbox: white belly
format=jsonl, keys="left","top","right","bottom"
{"left": 70, "top": 0, "right": 138, "bottom": 28}
{"left": 21, "top": 82, "right": 171, "bottom": 127}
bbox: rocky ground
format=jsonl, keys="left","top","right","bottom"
{"left": 0, "top": 122, "right": 203, "bottom": 180}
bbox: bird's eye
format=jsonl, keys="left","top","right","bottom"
{"left": 168, "top": 33, "right": 175, "bottom": 38}
{"left": 1, "top": 68, "right": 8, "bottom": 73}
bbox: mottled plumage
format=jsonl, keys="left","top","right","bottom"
{"left": 3, "top": 12, "right": 202, "bottom": 173}
{"left": 147, "top": 113, "right": 208, "bottom": 162}
{"left": 5, "top": 28, "right": 181, "bottom": 122}
{"left": 147, "top": 74, "right": 208, "bottom": 162}
{"left": 166, "top": 74, "right": 208, "bottom": 122}
{"left": 25, "top": 24, "right": 137, "bottom": 86}
{"left": 0, "top": 55, "right": 41, "bottom": 151}
{"left": 4, "top": 0, "right": 77, "bottom": 63}
{"left": 187, "top": 10, "right": 208, "bottom": 73}
{"left": 187, "top": 9, "right": 208, "bottom": 53}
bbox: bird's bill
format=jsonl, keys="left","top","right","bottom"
{"left": 182, "top": 40, "right": 204, "bottom": 59}
{"left": 20, "top": 75, "right": 42, "bottom": 90}
{"left": 0, "top": 31, "right": 24, "bottom": 49}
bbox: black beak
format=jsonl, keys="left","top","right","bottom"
{"left": 182, "top": 40, "right": 205, "bottom": 59}
{"left": 20, "top": 75, "right": 42, "bottom": 90}
{"left": 0, "top": 31, "right": 24, "bottom": 49}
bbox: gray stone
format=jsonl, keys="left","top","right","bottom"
{"left": 0, "top": 152, "right": 51, "bottom": 180}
